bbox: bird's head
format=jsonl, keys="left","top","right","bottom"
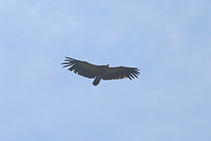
{"left": 105, "top": 64, "right": 109, "bottom": 67}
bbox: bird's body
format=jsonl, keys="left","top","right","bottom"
{"left": 91, "top": 65, "right": 109, "bottom": 86}
{"left": 62, "top": 57, "right": 140, "bottom": 86}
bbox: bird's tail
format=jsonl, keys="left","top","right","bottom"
{"left": 92, "top": 77, "right": 101, "bottom": 86}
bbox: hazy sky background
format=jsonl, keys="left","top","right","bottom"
{"left": 1, "top": 0, "right": 211, "bottom": 141}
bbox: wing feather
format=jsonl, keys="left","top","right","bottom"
{"left": 102, "top": 66, "right": 140, "bottom": 80}
{"left": 61, "top": 57, "right": 99, "bottom": 78}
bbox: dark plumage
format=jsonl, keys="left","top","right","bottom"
{"left": 62, "top": 57, "right": 140, "bottom": 86}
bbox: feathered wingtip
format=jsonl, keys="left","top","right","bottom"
{"left": 127, "top": 68, "right": 140, "bottom": 80}
{"left": 61, "top": 56, "right": 76, "bottom": 68}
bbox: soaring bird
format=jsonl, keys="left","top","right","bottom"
{"left": 62, "top": 57, "right": 140, "bottom": 86}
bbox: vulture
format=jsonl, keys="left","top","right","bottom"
{"left": 62, "top": 57, "right": 140, "bottom": 86}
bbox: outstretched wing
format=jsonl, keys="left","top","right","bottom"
{"left": 61, "top": 57, "right": 99, "bottom": 78}
{"left": 102, "top": 66, "right": 140, "bottom": 80}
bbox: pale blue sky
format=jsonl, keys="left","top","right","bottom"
{"left": 0, "top": 0, "right": 211, "bottom": 141}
